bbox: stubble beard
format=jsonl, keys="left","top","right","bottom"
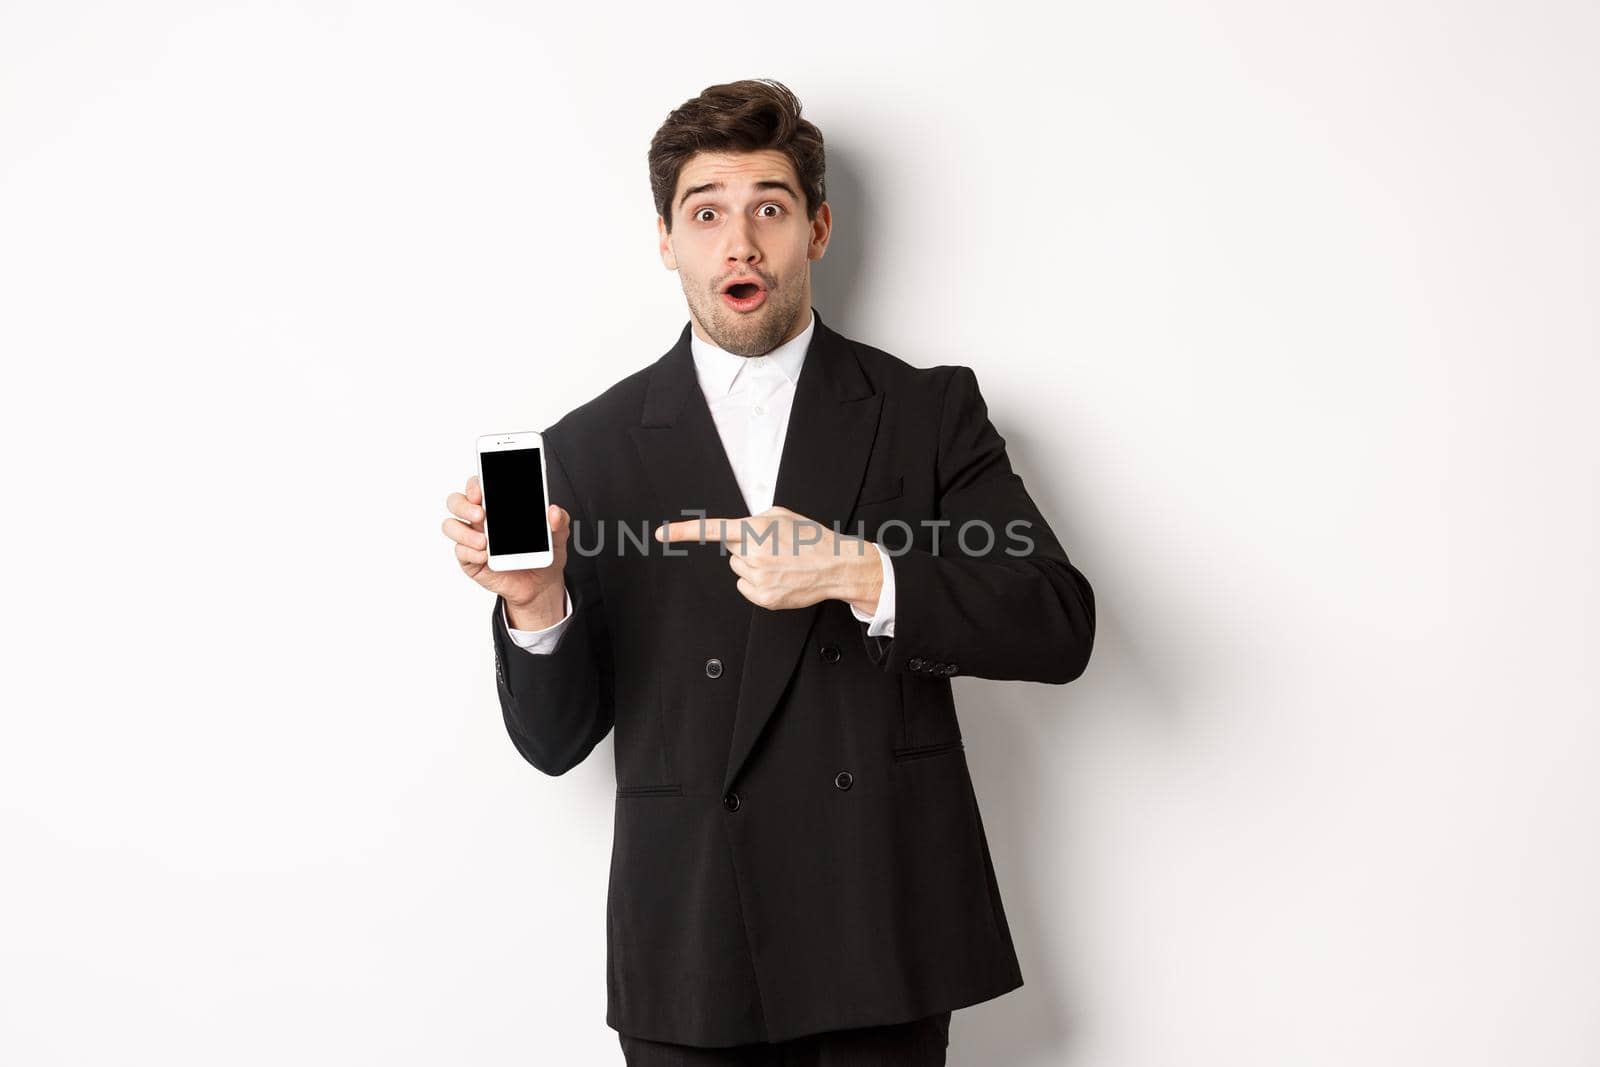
{"left": 688, "top": 280, "right": 804, "bottom": 358}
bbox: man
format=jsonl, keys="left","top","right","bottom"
{"left": 441, "top": 79, "right": 1095, "bottom": 1065}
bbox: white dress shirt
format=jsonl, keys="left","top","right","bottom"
{"left": 503, "top": 309, "right": 896, "bottom": 652}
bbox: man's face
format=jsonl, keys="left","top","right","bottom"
{"left": 658, "top": 149, "right": 831, "bottom": 357}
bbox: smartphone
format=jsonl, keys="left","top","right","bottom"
{"left": 476, "top": 431, "right": 555, "bottom": 570}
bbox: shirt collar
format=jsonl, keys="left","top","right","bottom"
{"left": 690, "top": 308, "right": 815, "bottom": 397}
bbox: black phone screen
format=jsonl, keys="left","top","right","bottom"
{"left": 481, "top": 446, "right": 551, "bottom": 555}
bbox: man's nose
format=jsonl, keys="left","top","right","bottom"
{"left": 725, "top": 217, "right": 760, "bottom": 265}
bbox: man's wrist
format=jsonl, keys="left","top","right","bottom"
{"left": 837, "top": 541, "right": 883, "bottom": 616}
{"left": 505, "top": 584, "right": 566, "bottom": 630}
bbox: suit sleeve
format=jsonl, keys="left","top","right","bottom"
{"left": 856, "top": 365, "right": 1094, "bottom": 684}
{"left": 490, "top": 433, "right": 615, "bottom": 774}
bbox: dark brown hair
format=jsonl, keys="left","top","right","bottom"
{"left": 648, "top": 79, "right": 826, "bottom": 233}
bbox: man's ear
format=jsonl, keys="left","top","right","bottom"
{"left": 807, "top": 201, "right": 832, "bottom": 262}
{"left": 658, "top": 216, "right": 677, "bottom": 270}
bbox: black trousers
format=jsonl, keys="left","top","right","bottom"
{"left": 617, "top": 1011, "right": 952, "bottom": 1066}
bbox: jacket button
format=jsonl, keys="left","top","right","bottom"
{"left": 834, "top": 770, "right": 853, "bottom": 790}
{"left": 722, "top": 791, "right": 741, "bottom": 812}
{"left": 705, "top": 657, "right": 723, "bottom": 679}
{"left": 943, "top": 663, "right": 958, "bottom": 675}
{"left": 819, "top": 644, "right": 841, "bottom": 663}
{"left": 908, "top": 657, "right": 925, "bottom": 671}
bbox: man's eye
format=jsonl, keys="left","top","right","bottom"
{"left": 693, "top": 204, "right": 782, "bottom": 223}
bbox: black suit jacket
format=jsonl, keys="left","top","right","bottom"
{"left": 490, "top": 307, "right": 1094, "bottom": 1047}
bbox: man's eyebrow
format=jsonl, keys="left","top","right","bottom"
{"left": 678, "top": 180, "right": 799, "bottom": 211}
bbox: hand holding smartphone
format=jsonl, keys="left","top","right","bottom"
{"left": 443, "top": 432, "right": 569, "bottom": 630}
{"left": 476, "top": 431, "right": 556, "bottom": 570}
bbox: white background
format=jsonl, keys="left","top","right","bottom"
{"left": 3, "top": 2, "right": 1596, "bottom": 1064}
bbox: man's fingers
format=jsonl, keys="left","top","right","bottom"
{"left": 655, "top": 515, "right": 744, "bottom": 543}
{"left": 445, "top": 497, "right": 564, "bottom": 541}
{"left": 444, "top": 507, "right": 566, "bottom": 550}
{"left": 734, "top": 575, "right": 778, "bottom": 610}
{"left": 446, "top": 489, "right": 484, "bottom": 526}
{"left": 653, "top": 515, "right": 793, "bottom": 545}
{"left": 442, "top": 516, "right": 486, "bottom": 550}
{"left": 467, "top": 475, "right": 482, "bottom": 505}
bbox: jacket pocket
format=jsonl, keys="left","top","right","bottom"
{"left": 615, "top": 784, "right": 684, "bottom": 797}
{"left": 891, "top": 738, "right": 964, "bottom": 762}
{"left": 856, "top": 473, "right": 904, "bottom": 506}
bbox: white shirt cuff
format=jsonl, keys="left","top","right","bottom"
{"left": 848, "top": 543, "right": 896, "bottom": 638}
{"left": 502, "top": 585, "right": 574, "bottom": 653}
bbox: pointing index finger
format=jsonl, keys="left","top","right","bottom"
{"left": 654, "top": 516, "right": 744, "bottom": 543}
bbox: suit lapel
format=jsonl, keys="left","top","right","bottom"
{"left": 629, "top": 322, "right": 756, "bottom": 635}
{"left": 722, "top": 310, "right": 883, "bottom": 794}
{"left": 628, "top": 308, "right": 885, "bottom": 795}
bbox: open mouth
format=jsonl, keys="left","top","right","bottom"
{"left": 720, "top": 280, "right": 768, "bottom": 311}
